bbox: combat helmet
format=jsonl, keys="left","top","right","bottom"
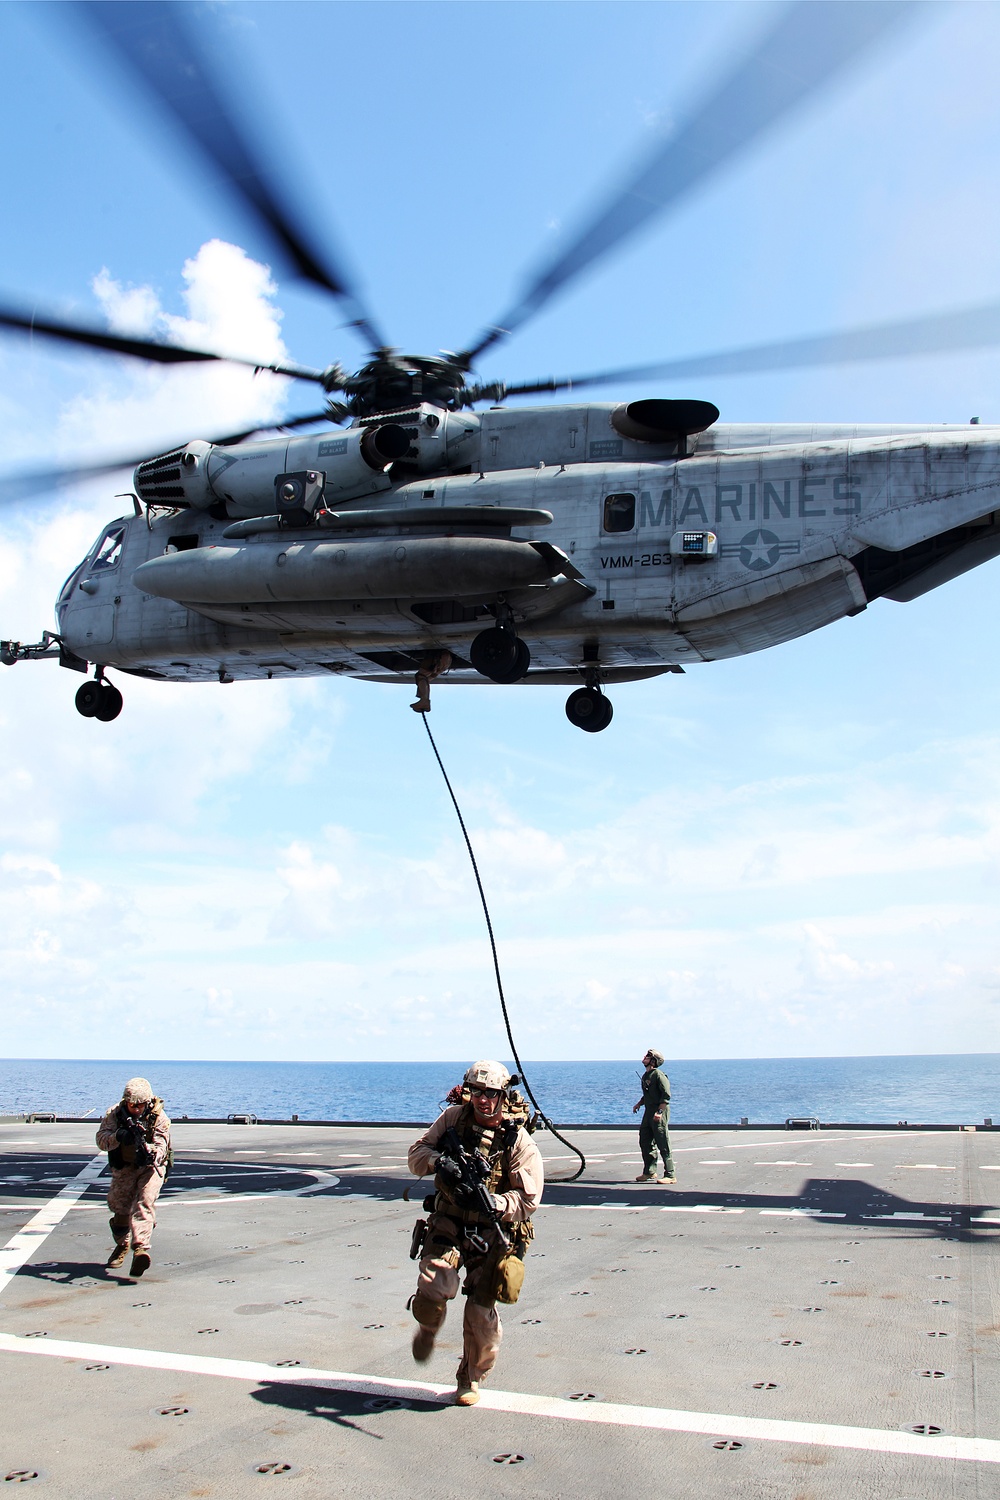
{"left": 464, "top": 1060, "right": 511, "bottom": 1092}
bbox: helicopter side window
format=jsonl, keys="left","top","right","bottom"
{"left": 59, "top": 562, "right": 85, "bottom": 601}
{"left": 90, "top": 525, "right": 126, "bottom": 571}
{"left": 603, "top": 493, "right": 636, "bottom": 533}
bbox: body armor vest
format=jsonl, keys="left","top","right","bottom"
{"left": 433, "top": 1104, "right": 518, "bottom": 1225}
{"left": 107, "top": 1099, "right": 163, "bottom": 1170}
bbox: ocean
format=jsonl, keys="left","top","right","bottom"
{"left": 0, "top": 1054, "right": 995, "bottom": 1125}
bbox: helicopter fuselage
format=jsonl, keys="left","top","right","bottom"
{"left": 32, "top": 402, "right": 1000, "bottom": 702}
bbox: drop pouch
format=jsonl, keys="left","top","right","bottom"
{"left": 495, "top": 1250, "right": 525, "bottom": 1305}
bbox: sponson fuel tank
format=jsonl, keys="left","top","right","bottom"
{"left": 133, "top": 535, "right": 565, "bottom": 604}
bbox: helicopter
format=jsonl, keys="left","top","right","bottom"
{"left": 5, "top": 0, "right": 1000, "bottom": 732}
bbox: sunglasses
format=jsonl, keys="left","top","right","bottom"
{"left": 470, "top": 1086, "right": 502, "bottom": 1099}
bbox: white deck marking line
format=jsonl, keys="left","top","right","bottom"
{"left": 539, "top": 1205, "right": 648, "bottom": 1212}
{"left": 663, "top": 1206, "right": 745, "bottom": 1215}
{"left": 0, "top": 1334, "right": 997, "bottom": 1465}
{"left": 0, "top": 1155, "right": 105, "bottom": 1295}
{"left": 689, "top": 1132, "right": 947, "bottom": 1153}
{"left": 158, "top": 1171, "right": 341, "bottom": 1204}
{"left": 868, "top": 1212, "right": 952, "bottom": 1223}
{"left": 759, "top": 1209, "right": 846, "bottom": 1218}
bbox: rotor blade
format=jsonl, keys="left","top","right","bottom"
{"left": 503, "top": 301, "right": 1000, "bottom": 397}
{"left": 0, "top": 411, "right": 332, "bottom": 507}
{"left": 212, "top": 410, "right": 334, "bottom": 445}
{"left": 0, "top": 302, "right": 329, "bottom": 383}
{"left": 77, "top": 0, "right": 387, "bottom": 350}
{"left": 462, "top": 0, "right": 915, "bottom": 364}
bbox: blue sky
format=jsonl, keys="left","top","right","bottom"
{"left": 1, "top": 1, "right": 1000, "bottom": 1064}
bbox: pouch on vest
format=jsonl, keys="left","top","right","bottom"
{"left": 495, "top": 1251, "right": 525, "bottom": 1305}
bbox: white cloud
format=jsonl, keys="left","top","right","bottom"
{"left": 57, "top": 240, "right": 291, "bottom": 463}
{"left": 2, "top": 688, "right": 999, "bottom": 1059}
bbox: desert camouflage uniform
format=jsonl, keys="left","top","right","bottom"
{"left": 408, "top": 1103, "right": 543, "bottom": 1388}
{"left": 96, "top": 1098, "right": 171, "bottom": 1254}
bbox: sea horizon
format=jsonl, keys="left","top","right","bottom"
{"left": 0, "top": 1052, "right": 996, "bottom": 1125}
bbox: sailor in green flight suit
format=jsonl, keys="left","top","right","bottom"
{"left": 632, "top": 1049, "right": 676, "bottom": 1183}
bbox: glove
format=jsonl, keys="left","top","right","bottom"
{"left": 434, "top": 1155, "right": 463, "bottom": 1182}
{"left": 115, "top": 1126, "right": 131, "bottom": 1143}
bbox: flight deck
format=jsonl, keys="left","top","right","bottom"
{"left": 1, "top": 1120, "right": 997, "bottom": 1498}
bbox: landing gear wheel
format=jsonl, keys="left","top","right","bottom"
{"left": 566, "top": 686, "right": 613, "bottom": 732}
{"left": 75, "top": 681, "right": 102, "bottom": 718}
{"left": 95, "top": 684, "right": 123, "bottom": 721}
{"left": 470, "top": 627, "right": 531, "bottom": 683}
{"left": 487, "top": 636, "right": 531, "bottom": 684}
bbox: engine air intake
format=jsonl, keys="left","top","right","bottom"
{"left": 610, "top": 399, "right": 720, "bottom": 443}
{"left": 135, "top": 448, "right": 187, "bottom": 502}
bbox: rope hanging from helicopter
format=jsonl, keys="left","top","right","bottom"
{"left": 419, "top": 713, "right": 586, "bottom": 1182}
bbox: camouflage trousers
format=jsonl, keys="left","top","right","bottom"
{"left": 107, "top": 1165, "right": 164, "bottom": 1254}
{"left": 639, "top": 1111, "right": 675, "bottom": 1178}
{"left": 412, "top": 1212, "right": 506, "bottom": 1384}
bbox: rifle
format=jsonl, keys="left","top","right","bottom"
{"left": 115, "top": 1113, "right": 153, "bottom": 1167}
{"left": 436, "top": 1126, "right": 511, "bottom": 1254}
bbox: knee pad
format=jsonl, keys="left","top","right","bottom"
{"left": 411, "top": 1291, "right": 447, "bottom": 1331}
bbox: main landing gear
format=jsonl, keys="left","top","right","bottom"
{"left": 565, "top": 684, "right": 613, "bottom": 733}
{"left": 469, "top": 623, "right": 531, "bottom": 684}
{"left": 565, "top": 651, "right": 613, "bottom": 732}
{"left": 75, "top": 671, "right": 123, "bottom": 722}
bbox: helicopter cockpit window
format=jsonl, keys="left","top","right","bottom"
{"left": 90, "top": 525, "right": 126, "bottom": 571}
{"left": 603, "top": 493, "right": 636, "bottom": 533}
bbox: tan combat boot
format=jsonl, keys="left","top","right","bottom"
{"left": 129, "top": 1251, "right": 151, "bottom": 1277}
{"left": 106, "top": 1243, "right": 128, "bottom": 1269}
{"left": 455, "top": 1360, "right": 480, "bottom": 1406}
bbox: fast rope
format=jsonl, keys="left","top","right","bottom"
{"left": 421, "top": 713, "right": 586, "bottom": 1181}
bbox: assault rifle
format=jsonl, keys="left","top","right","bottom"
{"left": 115, "top": 1113, "right": 153, "bottom": 1167}
{"left": 436, "top": 1126, "right": 511, "bottom": 1254}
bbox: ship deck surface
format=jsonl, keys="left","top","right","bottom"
{"left": 1, "top": 1120, "right": 997, "bottom": 1498}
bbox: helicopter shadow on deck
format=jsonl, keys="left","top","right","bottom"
{"left": 0, "top": 1153, "right": 321, "bottom": 1206}
{"left": 536, "top": 1175, "right": 993, "bottom": 1245}
{"left": 184, "top": 1159, "right": 995, "bottom": 1246}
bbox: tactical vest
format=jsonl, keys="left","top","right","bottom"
{"left": 433, "top": 1104, "right": 518, "bottom": 1226}
{"left": 107, "top": 1099, "right": 165, "bottom": 1170}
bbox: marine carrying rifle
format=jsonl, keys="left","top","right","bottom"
{"left": 436, "top": 1126, "right": 511, "bottom": 1254}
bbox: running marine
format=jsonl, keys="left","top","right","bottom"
{"left": 96, "top": 1077, "right": 172, "bottom": 1276}
{"left": 407, "top": 1061, "right": 543, "bottom": 1406}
